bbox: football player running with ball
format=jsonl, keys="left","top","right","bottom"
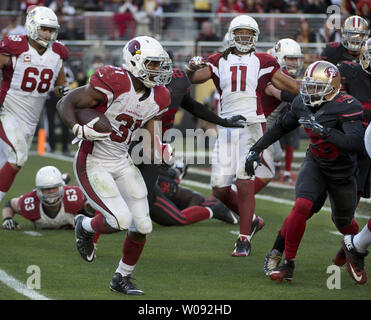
{"left": 0, "top": 6, "right": 69, "bottom": 205}
{"left": 57, "top": 36, "right": 173, "bottom": 295}
{"left": 246, "top": 61, "right": 365, "bottom": 282}
{"left": 185, "top": 15, "right": 300, "bottom": 257}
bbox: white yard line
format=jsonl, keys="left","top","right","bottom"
{"left": 23, "top": 231, "right": 42, "bottom": 236}
{"left": 0, "top": 269, "right": 51, "bottom": 300}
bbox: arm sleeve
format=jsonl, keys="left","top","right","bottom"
{"left": 325, "top": 120, "right": 365, "bottom": 154}
{"left": 180, "top": 92, "right": 227, "bottom": 126}
{"left": 280, "top": 91, "right": 296, "bottom": 102}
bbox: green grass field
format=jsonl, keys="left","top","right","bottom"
{"left": 0, "top": 144, "right": 370, "bottom": 301}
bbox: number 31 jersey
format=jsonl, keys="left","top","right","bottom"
{"left": 17, "top": 186, "right": 87, "bottom": 229}
{"left": 0, "top": 35, "right": 68, "bottom": 127}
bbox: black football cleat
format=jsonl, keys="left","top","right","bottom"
{"left": 270, "top": 258, "right": 295, "bottom": 282}
{"left": 62, "top": 172, "right": 71, "bottom": 185}
{"left": 264, "top": 249, "right": 283, "bottom": 276}
{"left": 232, "top": 237, "right": 251, "bottom": 257}
{"left": 208, "top": 202, "right": 239, "bottom": 224}
{"left": 333, "top": 247, "right": 346, "bottom": 267}
{"left": 342, "top": 235, "right": 368, "bottom": 285}
{"left": 250, "top": 215, "right": 264, "bottom": 239}
{"left": 74, "top": 214, "right": 95, "bottom": 262}
{"left": 110, "top": 273, "right": 144, "bottom": 295}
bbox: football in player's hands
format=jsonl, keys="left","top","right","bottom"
{"left": 76, "top": 109, "right": 112, "bottom": 133}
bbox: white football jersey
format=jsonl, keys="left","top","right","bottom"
{"left": 85, "top": 65, "right": 170, "bottom": 160}
{"left": 0, "top": 35, "right": 68, "bottom": 128}
{"left": 207, "top": 51, "right": 280, "bottom": 123}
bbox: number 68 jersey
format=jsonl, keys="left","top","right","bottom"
{"left": 0, "top": 35, "right": 68, "bottom": 127}
{"left": 17, "top": 186, "right": 87, "bottom": 229}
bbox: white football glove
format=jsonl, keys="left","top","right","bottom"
{"left": 72, "top": 117, "right": 111, "bottom": 141}
{"left": 2, "top": 217, "right": 19, "bottom": 230}
{"left": 57, "top": 86, "right": 70, "bottom": 97}
{"left": 186, "top": 56, "right": 207, "bottom": 71}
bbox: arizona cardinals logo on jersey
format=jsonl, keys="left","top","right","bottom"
{"left": 128, "top": 40, "right": 141, "bottom": 56}
{"left": 325, "top": 66, "right": 339, "bottom": 78}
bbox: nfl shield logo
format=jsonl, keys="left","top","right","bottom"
{"left": 24, "top": 54, "right": 31, "bottom": 63}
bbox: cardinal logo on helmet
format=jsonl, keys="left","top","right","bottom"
{"left": 128, "top": 40, "right": 141, "bottom": 56}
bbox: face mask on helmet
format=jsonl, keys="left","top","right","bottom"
{"left": 35, "top": 166, "right": 64, "bottom": 206}
{"left": 341, "top": 16, "right": 369, "bottom": 52}
{"left": 283, "top": 56, "right": 304, "bottom": 77}
{"left": 140, "top": 56, "right": 173, "bottom": 88}
{"left": 360, "top": 38, "right": 371, "bottom": 74}
{"left": 25, "top": 7, "right": 60, "bottom": 48}
{"left": 230, "top": 28, "right": 258, "bottom": 53}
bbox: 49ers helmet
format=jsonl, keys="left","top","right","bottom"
{"left": 360, "top": 38, "right": 371, "bottom": 74}
{"left": 300, "top": 61, "right": 341, "bottom": 107}
{"left": 341, "top": 15, "right": 369, "bottom": 52}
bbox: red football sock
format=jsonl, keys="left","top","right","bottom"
{"left": 0, "top": 162, "right": 19, "bottom": 192}
{"left": 182, "top": 206, "right": 210, "bottom": 224}
{"left": 338, "top": 218, "right": 359, "bottom": 235}
{"left": 254, "top": 177, "right": 267, "bottom": 194}
{"left": 90, "top": 213, "right": 113, "bottom": 234}
{"left": 368, "top": 218, "right": 371, "bottom": 231}
{"left": 236, "top": 179, "right": 255, "bottom": 236}
{"left": 93, "top": 232, "right": 100, "bottom": 244}
{"left": 285, "top": 198, "right": 313, "bottom": 260}
{"left": 122, "top": 234, "right": 146, "bottom": 266}
{"left": 212, "top": 186, "right": 239, "bottom": 214}
{"left": 284, "top": 146, "right": 294, "bottom": 172}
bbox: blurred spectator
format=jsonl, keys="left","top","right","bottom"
{"left": 114, "top": 0, "right": 138, "bottom": 39}
{"left": 315, "top": 16, "right": 341, "bottom": 47}
{"left": 76, "top": 68, "right": 87, "bottom": 87}
{"left": 1, "top": 17, "right": 26, "bottom": 39}
{"left": 241, "top": 0, "right": 264, "bottom": 13}
{"left": 341, "top": 0, "right": 358, "bottom": 15}
{"left": 295, "top": 19, "right": 316, "bottom": 43}
{"left": 197, "top": 21, "right": 220, "bottom": 41}
{"left": 162, "top": 0, "right": 176, "bottom": 31}
{"left": 48, "top": 0, "right": 76, "bottom": 15}
{"left": 302, "top": 0, "right": 327, "bottom": 14}
{"left": 133, "top": 4, "right": 151, "bottom": 36}
{"left": 357, "top": 0, "right": 371, "bottom": 26}
{"left": 0, "top": 0, "right": 20, "bottom": 10}
{"left": 216, "top": 0, "right": 244, "bottom": 14}
{"left": 264, "top": 0, "right": 286, "bottom": 13}
{"left": 20, "top": 0, "right": 44, "bottom": 11}
{"left": 58, "top": 18, "right": 85, "bottom": 40}
{"left": 286, "top": 1, "right": 301, "bottom": 13}
{"left": 194, "top": 0, "right": 212, "bottom": 30}
{"left": 86, "top": 56, "right": 104, "bottom": 82}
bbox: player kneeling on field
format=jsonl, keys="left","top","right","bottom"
{"left": 2, "top": 166, "right": 92, "bottom": 230}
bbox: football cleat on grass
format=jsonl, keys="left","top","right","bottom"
{"left": 232, "top": 237, "right": 251, "bottom": 257}
{"left": 332, "top": 247, "right": 346, "bottom": 267}
{"left": 264, "top": 249, "right": 283, "bottom": 276}
{"left": 270, "top": 258, "right": 295, "bottom": 282}
{"left": 110, "top": 273, "right": 144, "bottom": 295}
{"left": 342, "top": 235, "right": 368, "bottom": 285}
{"left": 250, "top": 216, "right": 264, "bottom": 238}
{"left": 74, "top": 214, "right": 95, "bottom": 262}
{"left": 208, "top": 202, "right": 239, "bottom": 224}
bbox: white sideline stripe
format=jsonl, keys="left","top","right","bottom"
{"left": 0, "top": 269, "right": 51, "bottom": 300}
{"left": 24, "top": 231, "right": 42, "bottom": 236}
{"left": 329, "top": 231, "right": 343, "bottom": 236}
{"left": 181, "top": 179, "right": 370, "bottom": 220}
